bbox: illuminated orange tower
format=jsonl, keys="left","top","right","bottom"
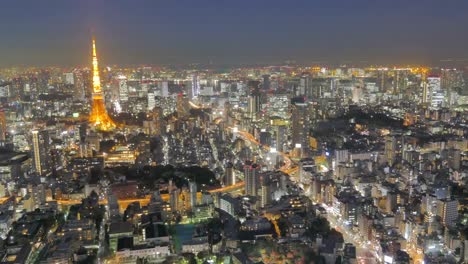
{"left": 89, "top": 37, "right": 116, "bottom": 131}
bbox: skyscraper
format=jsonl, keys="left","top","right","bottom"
{"left": 291, "top": 102, "right": 310, "bottom": 157}
{"left": 0, "top": 110, "right": 6, "bottom": 141}
{"left": 191, "top": 74, "right": 200, "bottom": 99}
{"left": 32, "top": 129, "right": 50, "bottom": 176}
{"left": 247, "top": 81, "right": 261, "bottom": 120}
{"left": 244, "top": 162, "right": 259, "bottom": 197}
{"left": 189, "top": 181, "right": 197, "bottom": 209}
{"left": 224, "top": 162, "right": 235, "bottom": 186}
{"left": 88, "top": 37, "right": 116, "bottom": 131}
{"left": 427, "top": 76, "right": 444, "bottom": 108}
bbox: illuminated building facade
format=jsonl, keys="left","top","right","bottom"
{"left": 32, "top": 129, "right": 50, "bottom": 175}
{"left": 0, "top": 110, "right": 6, "bottom": 141}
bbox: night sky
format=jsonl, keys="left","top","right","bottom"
{"left": 0, "top": 0, "right": 467, "bottom": 67}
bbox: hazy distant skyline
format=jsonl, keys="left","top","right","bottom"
{"left": 1, "top": 0, "right": 468, "bottom": 67}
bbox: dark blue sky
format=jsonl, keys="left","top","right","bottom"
{"left": 0, "top": 0, "right": 467, "bottom": 66}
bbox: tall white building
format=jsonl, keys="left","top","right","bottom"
{"left": 64, "top": 72, "right": 74, "bottom": 85}
{"left": 117, "top": 75, "right": 128, "bottom": 103}
{"left": 160, "top": 81, "right": 169, "bottom": 97}
{"left": 191, "top": 74, "right": 200, "bottom": 99}
{"left": 189, "top": 182, "right": 197, "bottom": 209}
{"left": 147, "top": 92, "right": 156, "bottom": 111}
{"left": 427, "top": 76, "right": 443, "bottom": 108}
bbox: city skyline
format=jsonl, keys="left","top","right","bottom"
{"left": 1, "top": 0, "right": 468, "bottom": 66}
{"left": 0, "top": 1, "right": 467, "bottom": 264}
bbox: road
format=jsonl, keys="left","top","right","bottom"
{"left": 321, "top": 203, "right": 381, "bottom": 264}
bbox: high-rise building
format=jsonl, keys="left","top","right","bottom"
{"left": 244, "top": 162, "right": 259, "bottom": 196}
{"left": 0, "top": 110, "right": 6, "bottom": 141}
{"left": 385, "top": 136, "right": 397, "bottom": 166}
{"left": 191, "top": 74, "right": 200, "bottom": 99}
{"left": 298, "top": 75, "right": 310, "bottom": 96}
{"left": 64, "top": 72, "right": 74, "bottom": 85}
{"left": 427, "top": 76, "right": 444, "bottom": 108}
{"left": 224, "top": 162, "right": 235, "bottom": 186}
{"left": 147, "top": 91, "right": 156, "bottom": 111}
{"left": 437, "top": 199, "right": 458, "bottom": 226}
{"left": 260, "top": 174, "right": 271, "bottom": 208}
{"left": 189, "top": 182, "right": 197, "bottom": 209}
{"left": 259, "top": 129, "right": 271, "bottom": 146}
{"left": 247, "top": 95, "right": 259, "bottom": 117}
{"left": 160, "top": 81, "right": 169, "bottom": 97}
{"left": 291, "top": 102, "right": 310, "bottom": 157}
{"left": 117, "top": 75, "right": 128, "bottom": 104}
{"left": 248, "top": 81, "right": 261, "bottom": 120}
{"left": 170, "top": 185, "right": 180, "bottom": 213}
{"left": 32, "top": 129, "right": 50, "bottom": 175}
{"left": 88, "top": 37, "right": 116, "bottom": 131}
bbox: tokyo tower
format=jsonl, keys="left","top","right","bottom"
{"left": 88, "top": 37, "right": 116, "bottom": 131}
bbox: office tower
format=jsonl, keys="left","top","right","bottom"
{"left": 299, "top": 75, "right": 310, "bottom": 96}
{"left": 274, "top": 124, "right": 287, "bottom": 152}
{"left": 0, "top": 110, "right": 6, "bottom": 141}
{"left": 73, "top": 70, "right": 88, "bottom": 100}
{"left": 262, "top": 75, "right": 270, "bottom": 91}
{"left": 247, "top": 80, "right": 262, "bottom": 117}
{"left": 427, "top": 76, "right": 444, "bottom": 108}
{"left": 160, "top": 81, "right": 169, "bottom": 97}
{"left": 224, "top": 162, "right": 235, "bottom": 186}
{"left": 189, "top": 182, "right": 197, "bottom": 209}
{"left": 291, "top": 102, "right": 310, "bottom": 157}
{"left": 117, "top": 75, "right": 128, "bottom": 104}
{"left": 260, "top": 175, "right": 271, "bottom": 208}
{"left": 259, "top": 129, "right": 271, "bottom": 146}
{"left": 64, "top": 72, "right": 74, "bottom": 85}
{"left": 244, "top": 162, "right": 259, "bottom": 196}
{"left": 191, "top": 74, "right": 200, "bottom": 99}
{"left": 147, "top": 91, "right": 156, "bottom": 111}
{"left": 437, "top": 199, "right": 458, "bottom": 226}
{"left": 422, "top": 82, "right": 430, "bottom": 105}
{"left": 247, "top": 81, "right": 261, "bottom": 120}
{"left": 88, "top": 37, "right": 116, "bottom": 131}
{"left": 385, "top": 136, "right": 397, "bottom": 166}
{"left": 32, "top": 130, "right": 50, "bottom": 175}
{"left": 248, "top": 94, "right": 261, "bottom": 120}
